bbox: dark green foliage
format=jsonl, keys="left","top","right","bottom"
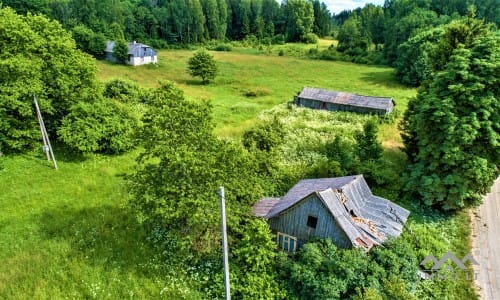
{"left": 279, "top": 238, "right": 418, "bottom": 299}
{"left": 71, "top": 25, "right": 107, "bottom": 58}
{"left": 242, "top": 118, "right": 285, "bottom": 152}
{"left": 430, "top": 9, "right": 492, "bottom": 73}
{"left": 355, "top": 119, "right": 383, "bottom": 161}
{"left": 58, "top": 99, "right": 138, "bottom": 154}
{"left": 113, "top": 40, "right": 129, "bottom": 64}
{"left": 0, "top": 7, "right": 99, "bottom": 153}
{"left": 337, "top": 15, "right": 370, "bottom": 55}
{"left": 359, "top": 4, "right": 385, "bottom": 49}
{"left": 187, "top": 49, "right": 218, "bottom": 84}
{"left": 383, "top": 4, "right": 440, "bottom": 66}
{"left": 129, "top": 82, "right": 261, "bottom": 252}
{"left": 103, "top": 78, "right": 145, "bottom": 103}
{"left": 325, "top": 136, "right": 358, "bottom": 174}
{"left": 394, "top": 27, "right": 444, "bottom": 86}
{"left": 311, "top": 0, "right": 332, "bottom": 37}
{"left": 284, "top": 0, "right": 314, "bottom": 42}
{"left": 402, "top": 16, "right": 500, "bottom": 209}
{"left": 230, "top": 217, "right": 286, "bottom": 299}
{"left": 304, "top": 33, "right": 319, "bottom": 44}
{"left": 128, "top": 82, "right": 284, "bottom": 297}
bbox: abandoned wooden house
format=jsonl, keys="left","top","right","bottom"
{"left": 105, "top": 41, "right": 158, "bottom": 66}
{"left": 294, "top": 87, "right": 395, "bottom": 115}
{"left": 252, "top": 175, "right": 410, "bottom": 252}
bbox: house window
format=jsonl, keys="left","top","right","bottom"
{"left": 307, "top": 216, "right": 318, "bottom": 229}
{"left": 277, "top": 232, "right": 297, "bottom": 253}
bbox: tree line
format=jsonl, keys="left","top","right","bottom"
{"left": 3, "top": 0, "right": 498, "bottom": 84}
{"left": 1, "top": 0, "right": 332, "bottom": 48}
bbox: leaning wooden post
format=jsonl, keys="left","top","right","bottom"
{"left": 34, "top": 95, "right": 58, "bottom": 170}
{"left": 219, "top": 186, "right": 231, "bottom": 300}
{"left": 34, "top": 95, "right": 50, "bottom": 161}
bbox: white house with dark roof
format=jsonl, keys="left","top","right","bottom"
{"left": 252, "top": 175, "right": 410, "bottom": 252}
{"left": 105, "top": 41, "right": 157, "bottom": 66}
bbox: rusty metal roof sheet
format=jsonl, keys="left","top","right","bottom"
{"left": 297, "top": 87, "right": 394, "bottom": 111}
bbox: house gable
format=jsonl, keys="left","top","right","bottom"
{"left": 268, "top": 193, "right": 352, "bottom": 248}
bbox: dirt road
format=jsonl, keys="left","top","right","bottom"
{"left": 472, "top": 176, "right": 500, "bottom": 299}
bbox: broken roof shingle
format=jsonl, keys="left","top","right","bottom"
{"left": 257, "top": 175, "right": 410, "bottom": 249}
{"left": 266, "top": 175, "right": 358, "bottom": 218}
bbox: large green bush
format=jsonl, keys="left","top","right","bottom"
{"left": 103, "top": 78, "right": 146, "bottom": 103}
{"left": 187, "top": 49, "right": 218, "bottom": 84}
{"left": 279, "top": 239, "right": 418, "bottom": 299}
{"left": 58, "top": 99, "right": 138, "bottom": 154}
{"left": 0, "top": 7, "right": 99, "bottom": 153}
{"left": 401, "top": 14, "right": 500, "bottom": 209}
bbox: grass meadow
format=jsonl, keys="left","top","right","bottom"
{"left": 96, "top": 44, "right": 415, "bottom": 140}
{"left": 0, "top": 43, "right": 476, "bottom": 298}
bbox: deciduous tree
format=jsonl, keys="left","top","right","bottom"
{"left": 0, "top": 7, "right": 98, "bottom": 153}
{"left": 401, "top": 14, "right": 500, "bottom": 209}
{"left": 113, "top": 39, "right": 129, "bottom": 64}
{"left": 187, "top": 49, "right": 218, "bottom": 84}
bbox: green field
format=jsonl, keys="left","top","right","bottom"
{"left": 97, "top": 46, "right": 416, "bottom": 140}
{"left": 0, "top": 46, "right": 476, "bottom": 298}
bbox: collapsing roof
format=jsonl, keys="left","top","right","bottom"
{"left": 294, "top": 87, "right": 395, "bottom": 115}
{"left": 252, "top": 175, "right": 410, "bottom": 249}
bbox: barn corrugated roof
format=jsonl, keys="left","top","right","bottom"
{"left": 297, "top": 87, "right": 394, "bottom": 111}
{"left": 318, "top": 189, "right": 377, "bottom": 247}
{"left": 259, "top": 175, "right": 410, "bottom": 249}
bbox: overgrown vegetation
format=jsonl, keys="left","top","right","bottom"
{"left": 401, "top": 12, "right": 500, "bottom": 209}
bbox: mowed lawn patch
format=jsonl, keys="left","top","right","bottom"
{"left": 97, "top": 48, "right": 416, "bottom": 140}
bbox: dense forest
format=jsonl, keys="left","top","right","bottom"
{"left": 2, "top": 0, "right": 499, "bottom": 60}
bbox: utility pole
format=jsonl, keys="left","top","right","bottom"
{"left": 219, "top": 186, "right": 231, "bottom": 300}
{"left": 34, "top": 95, "right": 58, "bottom": 170}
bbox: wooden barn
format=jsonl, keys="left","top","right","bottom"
{"left": 252, "top": 175, "right": 409, "bottom": 252}
{"left": 294, "top": 87, "right": 395, "bottom": 115}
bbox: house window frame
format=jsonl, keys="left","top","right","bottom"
{"left": 277, "top": 232, "right": 297, "bottom": 253}
{"left": 307, "top": 215, "right": 318, "bottom": 229}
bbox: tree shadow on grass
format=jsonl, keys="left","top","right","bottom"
{"left": 36, "top": 204, "right": 167, "bottom": 275}
{"left": 178, "top": 78, "right": 208, "bottom": 86}
{"left": 359, "top": 70, "right": 406, "bottom": 90}
{"left": 50, "top": 142, "right": 87, "bottom": 163}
